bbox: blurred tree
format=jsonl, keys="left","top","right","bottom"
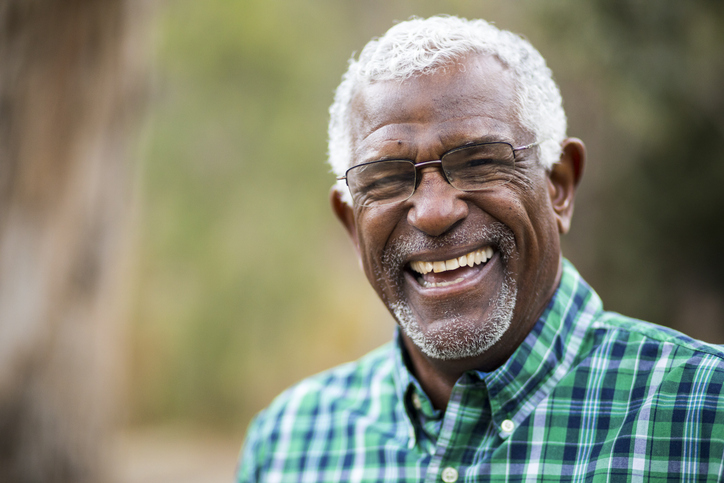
{"left": 0, "top": 1, "right": 148, "bottom": 481}
{"left": 563, "top": 0, "right": 724, "bottom": 339}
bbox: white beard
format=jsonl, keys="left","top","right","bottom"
{"left": 381, "top": 222, "right": 517, "bottom": 361}
{"left": 391, "top": 273, "right": 516, "bottom": 360}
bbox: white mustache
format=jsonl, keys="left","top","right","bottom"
{"left": 380, "top": 222, "right": 516, "bottom": 274}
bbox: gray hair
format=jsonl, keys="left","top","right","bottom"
{"left": 328, "top": 15, "right": 567, "bottom": 204}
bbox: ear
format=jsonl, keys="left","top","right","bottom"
{"left": 548, "top": 138, "right": 585, "bottom": 234}
{"left": 330, "top": 186, "right": 361, "bottom": 258}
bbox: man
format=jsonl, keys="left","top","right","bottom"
{"left": 238, "top": 16, "right": 724, "bottom": 481}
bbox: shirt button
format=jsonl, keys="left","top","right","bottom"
{"left": 501, "top": 419, "right": 515, "bottom": 433}
{"left": 411, "top": 393, "right": 422, "bottom": 410}
{"left": 441, "top": 466, "right": 458, "bottom": 483}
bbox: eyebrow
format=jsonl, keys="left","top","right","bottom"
{"left": 454, "top": 134, "right": 516, "bottom": 147}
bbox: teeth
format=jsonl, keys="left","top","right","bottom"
{"left": 409, "top": 247, "right": 495, "bottom": 275}
{"left": 419, "top": 277, "right": 465, "bottom": 288}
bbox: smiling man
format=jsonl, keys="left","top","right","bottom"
{"left": 238, "top": 16, "right": 724, "bottom": 482}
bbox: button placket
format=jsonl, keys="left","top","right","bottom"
{"left": 407, "top": 424, "right": 416, "bottom": 449}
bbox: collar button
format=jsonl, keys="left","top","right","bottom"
{"left": 411, "top": 392, "right": 422, "bottom": 410}
{"left": 441, "top": 466, "right": 458, "bottom": 483}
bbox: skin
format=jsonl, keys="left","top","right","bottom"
{"left": 331, "top": 54, "right": 585, "bottom": 410}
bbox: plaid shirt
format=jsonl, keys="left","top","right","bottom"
{"left": 238, "top": 260, "right": 724, "bottom": 482}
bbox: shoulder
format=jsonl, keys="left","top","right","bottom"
{"left": 237, "top": 342, "right": 398, "bottom": 480}
{"left": 587, "top": 311, "right": 724, "bottom": 386}
{"left": 594, "top": 311, "right": 724, "bottom": 357}
{"left": 260, "top": 340, "right": 396, "bottom": 421}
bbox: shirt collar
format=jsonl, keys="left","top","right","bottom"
{"left": 484, "top": 259, "right": 603, "bottom": 431}
{"left": 392, "top": 329, "right": 435, "bottom": 418}
{"left": 391, "top": 259, "right": 603, "bottom": 429}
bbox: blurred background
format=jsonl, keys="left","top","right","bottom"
{"left": 0, "top": 1, "right": 722, "bottom": 482}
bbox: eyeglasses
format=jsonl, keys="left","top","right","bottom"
{"left": 337, "top": 141, "right": 540, "bottom": 207}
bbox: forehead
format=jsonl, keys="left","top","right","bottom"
{"left": 349, "top": 54, "right": 530, "bottom": 164}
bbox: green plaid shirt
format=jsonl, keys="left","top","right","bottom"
{"left": 238, "top": 260, "right": 724, "bottom": 482}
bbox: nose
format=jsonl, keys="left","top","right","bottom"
{"left": 407, "top": 167, "right": 468, "bottom": 237}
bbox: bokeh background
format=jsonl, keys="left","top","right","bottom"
{"left": 1, "top": 1, "right": 722, "bottom": 482}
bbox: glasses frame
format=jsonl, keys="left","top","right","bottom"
{"left": 337, "top": 141, "right": 541, "bottom": 206}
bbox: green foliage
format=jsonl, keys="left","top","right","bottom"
{"left": 542, "top": 1, "right": 724, "bottom": 329}
{"left": 134, "top": 0, "right": 354, "bottom": 428}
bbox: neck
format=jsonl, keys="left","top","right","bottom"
{"left": 401, "top": 331, "right": 519, "bottom": 410}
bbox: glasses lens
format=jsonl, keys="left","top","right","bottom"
{"left": 442, "top": 143, "right": 516, "bottom": 191}
{"left": 346, "top": 160, "right": 416, "bottom": 206}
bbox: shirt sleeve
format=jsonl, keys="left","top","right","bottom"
{"left": 236, "top": 412, "right": 265, "bottom": 483}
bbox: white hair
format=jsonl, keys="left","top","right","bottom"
{"left": 328, "top": 15, "right": 567, "bottom": 204}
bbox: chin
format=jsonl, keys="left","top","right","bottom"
{"left": 391, "top": 271, "right": 517, "bottom": 361}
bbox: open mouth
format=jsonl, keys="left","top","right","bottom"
{"left": 408, "top": 246, "right": 494, "bottom": 288}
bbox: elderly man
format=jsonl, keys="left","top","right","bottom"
{"left": 238, "top": 16, "right": 724, "bottom": 481}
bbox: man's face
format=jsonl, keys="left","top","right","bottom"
{"left": 335, "top": 54, "right": 568, "bottom": 366}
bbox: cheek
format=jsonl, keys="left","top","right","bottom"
{"left": 354, "top": 209, "right": 396, "bottom": 271}
{"left": 481, "top": 184, "right": 558, "bottom": 256}
{"left": 517, "top": 192, "right": 562, "bottom": 271}
{"left": 476, "top": 189, "right": 535, "bottom": 232}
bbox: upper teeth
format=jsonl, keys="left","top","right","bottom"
{"left": 409, "top": 246, "right": 494, "bottom": 275}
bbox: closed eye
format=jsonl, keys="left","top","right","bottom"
{"left": 464, "top": 157, "right": 495, "bottom": 168}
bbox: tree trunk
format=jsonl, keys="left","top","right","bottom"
{"left": 0, "top": 1, "right": 148, "bottom": 481}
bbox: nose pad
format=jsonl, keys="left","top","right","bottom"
{"left": 407, "top": 167, "right": 468, "bottom": 237}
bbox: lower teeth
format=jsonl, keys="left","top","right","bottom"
{"left": 418, "top": 277, "right": 465, "bottom": 288}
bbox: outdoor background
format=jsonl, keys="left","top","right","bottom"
{"left": 0, "top": 1, "right": 722, "bottom": 482}
{"left": 127, "top": 1, "right": 724, "bottom": 480}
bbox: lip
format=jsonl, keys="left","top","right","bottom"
{"left": 404, "top": 250, "right": 500, "bottom": 298}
